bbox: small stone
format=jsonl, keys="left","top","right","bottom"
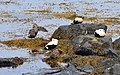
{"left": 49, "top": 49, "right": 62, "bottom": 59}
{"left": 75, "top": 47, "right": 95, "bottom": 56}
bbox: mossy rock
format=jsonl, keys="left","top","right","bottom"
{"left": 91, "top": 58, "right": 120, "bottom": 75}
{"left": 51, "top": 23, "right": 107, "bottom": 40}
{"left": 113, "top": 38, "right": 120, "bottom": 50}
{"left": 72, "top": 35, "right": 115, "bottom": 56}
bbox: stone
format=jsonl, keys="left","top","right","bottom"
{"left": 75, "top": 47, "right": 95, "bottom": 56}
{"left": 0, "top": 57, "right": 25, "bottom": 68}
{"left": 51, "top": 23, "right": 107, "bottom": 40}
{"left": 62, "top": 55, "right": 72, "bottom": 62}
{"left": 49, "top": 49, "right": 62, "bottom": 59}
{"left": 104, "top": 64, "right": 120, "bottom": 75}
{"left": 113, "top": 37, "right": 120, "bottom": 50}
{"left": 81, "top": 65, "right": 94, "bottom": 73}
{"left": 73, "top": 35, "right": 118, "bottom": 57}
{"left": 99, "top": 58, "right": 120, "bottom": 69}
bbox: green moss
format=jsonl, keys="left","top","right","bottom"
{"left": 45, "top": 59, "right": 60, "bottom": 68}
{"left": 92, "top": 38, "right": 99, "bottom": 42}
{"left": 44, "top": 39, "right": 107, "bottom": 68}
{"left": 52, "top": 12, "right": 77, "bottom": 20}
{"left": 0, "top": 11, "right": 15, "bottom": 18}
{"left": 23, "top": 9, "right": 51, "bottom": 14}
{"left": 79, "top": 39, "right": 83, "bottom": 43}
{"left": 0, "top": 1, "right": 20, "bottom": 5}
{"left": 85, "top": 8, "right": 97, "bottom": 12}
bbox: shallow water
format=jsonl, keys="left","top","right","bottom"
{"left": 0, "top": 0, "right": 120, "bottom": 75}
{"left": 0, "top": 44, "right": 51, "bottom": 75}
{"left": 0, "top": 0, "right": 120, "bottom": 41}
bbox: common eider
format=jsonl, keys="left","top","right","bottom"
{"left": 44, "top": 38, "right": 58, "bottom": 50}
{"left": 72, "top": 16, "right": 84, "bottom": 24}
{"left": 94, "top": 29, "right": 106, "bottom": 37}
{"left": 28, "top": 23, "right": 48, "bottom": 38}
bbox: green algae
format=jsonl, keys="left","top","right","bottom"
{"left": 52, "top": 12, "right": 77, "bottom": 20}
{"left": 23, "top": 9, "right": 51, "bottom": 14}
{"left": 0, "top": 38, "right": 48, "bottom": 50}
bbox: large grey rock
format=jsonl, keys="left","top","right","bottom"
{"left": 51, "top": 23, "right": 107, "bottom": 40}
{"left": 92, "top": 58, "right": 120, "bottom": 75}
{"left": 104, "top": 64, "right": 120, "bottom": 75}
{"left": 72, "top": 35, "right": 118, "bottom": 56}
{"left": 96, "top": 58, "right": 120, "bottom": 75}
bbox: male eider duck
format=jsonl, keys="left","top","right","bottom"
{"left": 94, "top": 29, "right": 106, "bottom": 38}
{"left": 72, "top": 16, "right": 84, "bottom": 24}
{"left": 28, "top": 23, "right": 48, "bottom": 38}
{"left": 44, "top": 38, "right": 58, "bottom": 50}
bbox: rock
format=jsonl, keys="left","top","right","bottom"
{"left": 80, "top": 65, "right": 94, "bottom": 73}
{"left": 22, "top": 68, "right": 61, "bottom": 75}
{"left": 104, "top": 64, "right": 120, "bottom": 75}
{"left": 93, "top": 58, "right": 120, "bottom": 75}
{"left": 22, "top": 64, "right": 87, "bottom": 75}
{"left": 49, "top": 49, "right": 62, "bottom": 59}
{"left": 99, "top": 58, "right": 120, "bottom": 69}
{"left": 75, "top": 47, "right": 95, "bottom": 56}
{"left": 57, "top": 64, "right": 87, "bottom": 75}
{"left": 29, "top": 49, "right": 46, "bottom": 55}
{"left": 111, "top": 34, "right": 120, "bottom": 42}
{"left": 0, "top": 57, "right": 25, "bottom": 68}
{"left": 113, "top": 37, "right": 120, "bottom": 50}
{"left": 57, "top": 62, "right": 69, "bottom": 68}
{"left": 42, "top": 49, "right": 63, "bottom": 67}
{"left": 0, "top": 58, "right": 15, "bottom": 68}
{"left": 62, "top": 55, "right": 72, "bottom": 62}
{"left": 73, "top": 35, "right": 118, "bottom": 57}
{"left": 51, "top": 23, "right": 107, "bottom": 40}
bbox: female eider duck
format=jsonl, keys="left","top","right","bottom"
{"left": 94, "top": 29, "right": 106, "bottom": 38}
{"left": 32, "top": 23, "right": 48, "bottom": 32}
{"left": 73, "top": 16, "right": 84, "bottom": 24}
{"left": 44, "top": 38, "right": 58, "bottom": 50}
{"left": 28, "top": 23, "right": 48, "bottom": 38}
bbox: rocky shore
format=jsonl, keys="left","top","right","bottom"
{"left": 1, "top": 23, "right": 120, "bottom": 75}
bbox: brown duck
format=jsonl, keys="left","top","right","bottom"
{"left": 28, "top": 23, "right": 48, "bottom": 38}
